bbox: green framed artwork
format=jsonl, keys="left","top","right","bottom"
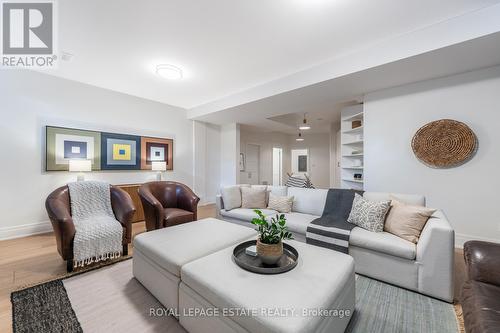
{"left": 46, "top": 126, "right": 101, "bottom": 171}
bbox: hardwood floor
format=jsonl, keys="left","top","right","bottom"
{"left": 0, "top": 204, "right": 466, "bottom": 332}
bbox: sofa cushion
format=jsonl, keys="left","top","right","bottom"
{"left": 462, "top": 280, "right": 500, "bottom": 333}
{"left": 287, "top": 187, "right": 328, "bottom": 216}
{"left": 279, "top": 212, "right": 320, "bottom": 235}
{"left": 241, "top": 187, "right": 267, "bottom": 209}
{"left": 350, "top": 227, "right": 416, "bottom": 260}
{"left": 384, "top": 200, "right": 436, "bottom": 243}
{"left": 267, "top": 193, "right": 294, "bottom": 213}
{"left": 164, "top": 208, "right": 194, "bottom": 227}
{"left": 221, "top": 186, "right": 242, "bottom": 210}
{"left": 364, "top": 192, "right": 426, "bottom": 207}
{"left": 267, "top": 185, "right": 287, "bottom": 197}
{"left": 220, "top": 208, "right": 278, "bottom": 222}
{"left": 133, "top": 218, "right": 256, "bottom": 277}
{"left": 348, "top": 194, "right": 391, "bottom": 232}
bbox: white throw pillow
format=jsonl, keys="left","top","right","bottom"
{"left": 267, "top": 193, "right": 294, "bottom": 213}
{"left": 347, "top": 193, "right": 391, "bottom": 232}
{"left": 241, "top": 187, "right": 267, "bottom": 209}
{"left": 221, "top": 186, "right": 242, "bottom": 211}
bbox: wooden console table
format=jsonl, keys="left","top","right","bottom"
{"left": 116, "top": 184, "right": 144, "bottom": 223}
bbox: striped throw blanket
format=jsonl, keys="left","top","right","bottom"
{"left": 306, "top": 189, "right": 363, "bottom": 253}
{"left": 285, "top": 174, "right": 315, "bottom": 188}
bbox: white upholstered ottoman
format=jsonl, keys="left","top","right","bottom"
{"left": 179, "top": 240, "right": 355, "bottom": 333}
{"left": 133, "top": 218, "right": 256, "bottom": 311}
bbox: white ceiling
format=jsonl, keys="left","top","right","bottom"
{"left": 193, "top": 30, "right": 500, "bottom": 132}
{"left": 45, "top": 0, "right": 500, "bottom": 109}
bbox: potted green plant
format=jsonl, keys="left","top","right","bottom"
{"left": 251, "top": 209, "right": 293, "bottom": 265}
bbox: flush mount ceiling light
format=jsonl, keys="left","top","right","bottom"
{"left": 299, "top": 113, "right": 311, "bottom": 130}
{"left": 156, "top": 64, "right": 183, "bottom": 80}
{"left": 296, "top": 132, "right": 304, "bottom": 142}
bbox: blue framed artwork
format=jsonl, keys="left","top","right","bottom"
{"left": 100, "top": 132, "right": 141, "bottom": 170}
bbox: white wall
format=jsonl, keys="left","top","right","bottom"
{"left": 289, "top": 133, "right": 331, "bottom": 189}
{"left": 364, "top": 65, "right": 500, "bottom": 246}
{"left": 193, "top": 121, "right": 221, "bottom": 204}
{"left": 240, "top": 130, "right": 291, "bottom": 185}
{"left": 220, "top": 123, "right": 240, "bottom": 186}
{"left": 0, "top": 70, "right": 194, "bottom": 239}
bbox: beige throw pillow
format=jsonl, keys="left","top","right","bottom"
{"left": 384, "top": 200, "right": 436, "bottom": 243}
{"left": 221, "top": 186, "right": 242, "bottom": 211}
{"left": 241, "top": 187, "right": 267, "bottom": 209}
{"left": 267, "top": 193, "right": 294, "bottom": 213}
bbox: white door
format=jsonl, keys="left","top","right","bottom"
{"left": 272, "top": 147, "right": 283, "bottom": 186}
{"left": 245, "top": 144, "right": 260, "bottom": 185}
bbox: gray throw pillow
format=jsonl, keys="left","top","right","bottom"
{"left": 221, "top": 186, "right": 242, "bottom": 211}
{"left": 347, "top": 193, "right": 391, "bottom": 232}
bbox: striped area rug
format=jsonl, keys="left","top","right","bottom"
{"left": 12, "top": 260, "right": 459, "bottom": 333}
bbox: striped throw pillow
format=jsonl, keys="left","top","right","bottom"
{"left": 267, "top": 193, "right": 294, "bottom": 213}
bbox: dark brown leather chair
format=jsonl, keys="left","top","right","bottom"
{"left": 45, "top": 185, "right": 135, "bottom": 272}
{"left": 461, "top": 241, "right": 500, "bottom": 333}
{"left": 138, "top": 181, "right": 200, "bottom": 231}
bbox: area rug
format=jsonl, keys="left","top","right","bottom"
{"left": 12, "top": 259, "right": 459, "bottom": 333}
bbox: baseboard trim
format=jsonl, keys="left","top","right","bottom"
{"left": 455, "top": 233, "right": 499, "bottom": 248}
{"left": 0, "top": 221, "right": 53, "bottom": 241}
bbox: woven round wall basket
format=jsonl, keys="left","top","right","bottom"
{"left": 411, "top": 119, "right": 477, "bottom": 168}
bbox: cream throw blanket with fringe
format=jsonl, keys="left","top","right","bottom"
{"left": 68, "top": 181, "right": 123, "bottom": 268}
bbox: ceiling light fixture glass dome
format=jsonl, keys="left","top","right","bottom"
{"left": 156, "top": 64, "right": 183, "bottom": 80}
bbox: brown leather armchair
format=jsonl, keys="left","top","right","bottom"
{"left": 461, "top": 241, "right": 500, "bottom": 333}
{"left": 138, "top": 181, "right": 200, "bottom": 231}
{"left": 45, "top": 185, "right": 135, "bottom": 272}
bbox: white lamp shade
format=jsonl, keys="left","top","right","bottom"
{"left": 151, "top": 161, "right": 167, "bottom": 171}
{"left": 69, "top": 159, "right": 92, "bottom": 172}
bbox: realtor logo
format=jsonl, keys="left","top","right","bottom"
{"left": 1, "top": 1, "right": 56, "bottom": 68}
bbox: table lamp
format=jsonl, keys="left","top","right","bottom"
{"left": 151, "top": 161, "right": 167, "bottom": 181}
{"left": 69, "top": 159, "right": 92, "bottom": 181}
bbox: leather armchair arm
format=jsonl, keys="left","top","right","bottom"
{"left": 138, "top": 186, "right": 165, "bottom": 231}
{"left": 464, "top": 240, "right": 500, "bottom": 287}
{"left": 110, "top": 186, "right": 135, "bottom": 243}
{"left": 45, "top": 196, "right": 76, "bottom": 260}
{"left": 177, "top": 185, "right": 200, "bottom": 219}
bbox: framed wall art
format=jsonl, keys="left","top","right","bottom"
{"left": 45, "top": 126, "right": 174, "bottom": 172}
{"left": 101, "top": 132, "right": 141, "bottom": 170}
{"left": 46, "top": 126, "right": 101, "bottom": 171}
{"left": 140, "top": 136, "right": 173, "bottom": 170}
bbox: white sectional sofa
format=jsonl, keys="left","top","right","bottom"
{"left": 216, "top": 186, "right": 455, "bottom": 302}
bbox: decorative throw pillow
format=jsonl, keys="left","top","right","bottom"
{"left": 267, "top": 193, "right": 294, "bottom": 213}
{"left": 221, "top": 186, "right": 242, "bottom": 211}
{"left": 347, "top": 194, "right": 391, "bottom": 232}
{"left": 384, "top": 200, "right": 436, "bottom": 243}
{"left": 241, "top": 187, "right": 267, "bottom": 209}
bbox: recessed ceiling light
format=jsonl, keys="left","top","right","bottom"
{"left": 156, "top": 64, "right": 183, "bottom": 80}
{"left": 299, "top": 113, "right": 311, "bottom": 130}
{"left": 296, "top": 132, "right": 304, "bottom": 141}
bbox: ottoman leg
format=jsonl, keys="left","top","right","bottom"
{"left": 67, "top": 260, "right": 73, "bottom": 273}
{"left": 123, "top": 244, "right": 129, "bottom": 256}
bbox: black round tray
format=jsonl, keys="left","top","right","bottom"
{"left": 232, "top": 240, "right": 299, "bottom": 274}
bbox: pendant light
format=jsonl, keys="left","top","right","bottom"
{"left": 299, "top": 113, "right": 311, "bottom": 130}
{"left": 296, "top": 132, "right": 304, "bottom": 142}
